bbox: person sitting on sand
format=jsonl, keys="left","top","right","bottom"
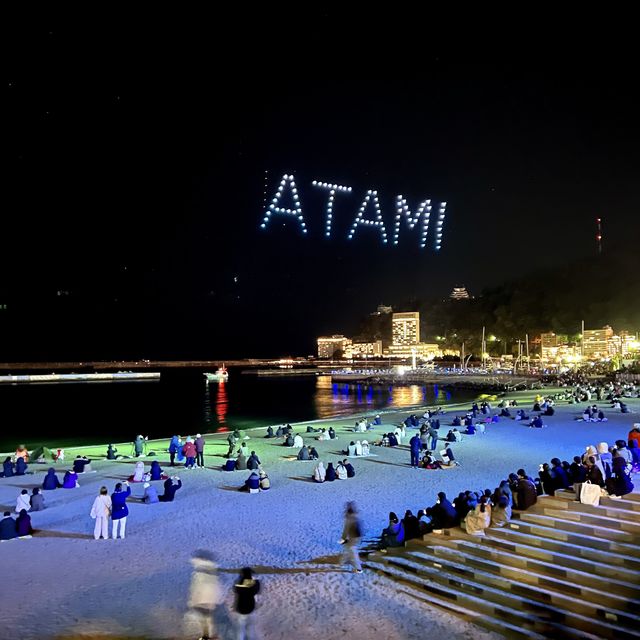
{"left": 528, "top": 416, "right": 544, "bottom": 429}
{"left": 345, "top": 441, "right": 357, "bottom": 456}
{"left": 16, "top": 509, "right": 33, "bottom": 537}
{"left": 131, "top": 461, "right": 145, "bottom": 483}
{"left": 452, "top": 416, "right": 461, "bottom": 427}
{"left": 315, "top": 429, "right": 329, "bottom": 441}
{"left": 62, "top": 470, "right": 79, "bottom": 489}
{"left": 259, "top": 469, "right": 270, "bottom": 491}
{"left": 14, "top": 457, "right": 27, "bottom": 476}
{"left": 283, "top": 434, "right": 294, "bottom": 447}
{"left": 328, "top": 427, "right": 336, "bottom": 440}
{"left": 30, "top": 488, "right": 45, "bottom": 512}
{"left": 143, "top": 482, "right": 159, "bottom": 504}
{"left": 343, "top": 459, "right": 355, "bottom": 478}
{"left": 2, "top": 457, "right": 15, "bottom": 478}
{"left": 297, "top": 445, "right": 310, "bottom": 461}
{"left": 361, "top": 441, "right": 370, "bottom": 456}
{"left": 149, "top": 460, "right": 164, "bottom": 481}
{"left": 106, "top": 444, "right": 118, "bottom": 460}
{"left": 265, "top": 426, "right": 274, "bottom": 438}
{"left": 336, "top": 461, "right": 348, "bottom": 480}
{"left": 241, "top": 471, "right": 260, "bottom": 492}
{"left": 236, "top": 451, "right": 248, "bottom": 471}
{"left": 381, "top": 512, "right": 405, "bottom": 548}
{"left": 15, "top": 489, "right": 30, "bottom": 513}
{"left": 237, "top": 442, "right": 250, "bottom": 459}
{"left": 159, "top": 476, "right": 182, "bottom": 502}
{"left": 247, "top": 451, "right": 261, "bottom": 470}
{"left": 0, "top": 511, "right": 17, "bottom": 541}
{"left": 275, "top": 425, "right": 284, "bottom": 438}
{"left": 313, "top": 461, "right": 326, "bottom": 483}
{"left": 73, "top": 456, "right": 92, "bottom": 474}
{"left": 388, "top": 432, "right": 399, "bottom": 447}
{"left": 308, "top": 446, "right": 319, "bottom": 460}
{"left": 306, "top": 425, "right": 318, "bottom": 433}
{"left": 354, "top": 440, "right": 363, "bottom": 456}
{"left": 500, "top": 408, "right": 511, "bottom": 418}
{"left": 325, "top": 462, "right": 337, "bottom": 482}
{"left": 42, "top": 468, "right": 61, "bottom": 490}
{"left": 293, "top": 434, "right": 304, "bottom": 448}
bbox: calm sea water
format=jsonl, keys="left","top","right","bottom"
{"left": 0, "top": 369, "right": 473, "bottom": 451}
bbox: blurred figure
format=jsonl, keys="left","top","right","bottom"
{"left": 234, "top": 567, "right": 260, "bottom": 640}
{"left": 339, "top": 502, "right": 363, "bottom": 573}
{"left": 187, "top": 549, "right": 222, "bottom": 640}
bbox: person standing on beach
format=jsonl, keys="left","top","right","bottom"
{"left": 187, "top": 549, "right": 222, "bottom": 640}
{"left": 111, "top": 481, "right": 131, "bottom": 539}
{"left": 234, "top": 567, "right": 260, "bottom": 640}
{"left": 409, "top": 434, "right": 421, "bottom": 468}
{"left": 90, "top": 486, "right": 112, "bottom": 540}
{"left": 195, "top": 434, "right": 206, "bottom": 468}
{"left": 339, "top": 502, "right": 363, "bottom": 573}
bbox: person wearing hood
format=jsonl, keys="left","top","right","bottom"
{"left": 551, "top": 458, "right": 570, "bottom": 492}
{"left": 42, "top": 468, "right": 61, "bottom": 490}
{"left": 402, "top": 510, "right": 420, "bottom": 541}
{"left": 381, "top": 512, "right": 405, "bottom": 548}
{"left": 62, "top": 470, "right": 79, "bottom": 489}
{"left": 607, "top": 456, "right": 634, "bottom": 498}
{"left": 297, "top": 445, "right": 310, "bottom": 461}
{"left": 15, "top": 457, "right": 28, "bottom": 476}
{"left": 293, "top": 434, "right": 304, "bottom": 449}
{"left": 16, "top": 509, "right": 33, "bottom": 537}
{"left": 355, "top": 441, "right": 363, "bottom": 456}
{"left": 247, "top": 451, "right": 261, "bottom": 470}
{"left": 515, "top": 469, "right": 537, "bottom": 510}
{"left": 188, "top": 549, "right": 223, "bottom": 640}
{"left": 387, "top": 432, "right": 398, "bottom": 447}
{"left": 431, "top": 492, "right": 458, "bottom": 530}
{"left": 159, "top": 476, "right": 182, "bottom": 502}
{"left": 30, "top": 488, "right": 45, "bottom": 511}
{"left": 134, "top": 435, "right": 145, "bottom": 457}
{"left": 194, "top": 434, "right": 206, "bottom": 468}
{"left": 344, "top": 459, "right": 355, "bottom": 478}
{"left": 150, "top": 460, "right": 164, "bottom": 481}
{"left": 2, "top": 456, "right": 15, "bottom": 478}
{"left": 131, "top": 461, "right": 145, "bottom": 483}
{"left": 361, "top": 440, "right": 370, "bottom": 456}
{"left": 90, "top": 486, "right": 112, "bottom": 540}
{"left": 336, "top": 461, "right": 348, "bottom": 480}
{"left": 143, "top": 481, "right": 159, "bottom": 504}
{"left": 182, "top": 438, "right": 197, "bottom": 469}
{"left": 242, "top": 471, "right": 260, "bottom": 492}
{"left": 275, "top": 425, "right": 284, "bottom": 438}
{"left": 582, "top": 445, "right": 605, "bottom": 477}
{"left": 325, "top": 462, "right": 337, "bottom": 482}
{"left": 339, "top": 502, "right": 363, "bottom": 573}
{"left": 15, "top": 489, "right": 30, "bottom": 513}
{"left": 168, "top": 435, "right": 180, "bottom": 466}
{"left": 106, "top": 444, "right": 118, "bottom": 460}
{"left": 111, "top": 481, "right": 131, "bottom": 539}
{"left": 259, "top": 469, "right": 270, "bottom": 491}
{"left": 597, "top": 442, "right": 613, "bottom": 479}
{"left": 0, "top": 511, "right": 17, "bottom": 540}
{"left": 234, "top": 567, "right": 261, "bottom": 639}
{"left": 313, "top": 461, "right": 326, "bottom": 483}
{"left": 265, "top": 426, "right": 274, "bottom": 438}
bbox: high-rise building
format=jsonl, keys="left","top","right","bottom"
{"left": 449, "top": 286, "right": 470, "bottom": 300}
{"left": 540, "top": 332, "right": 569, "bottom": 360}
{"left": 583, "top": 326, "right": 614, "bottom": 359}
{"left": 351, "top": 340, "right": 383, "bottom": 358}
{"left": 392, "top": 312, "right": 420, "bottom": 346}
{"left": 317, "top": 335, "right": 352, "bottom": 359}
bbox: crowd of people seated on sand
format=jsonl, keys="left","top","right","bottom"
{"left": 378, "top": 428, "right": 638, "bottom": 548}
{"left": 312, "top": 459, "right": 355, "bottom": 482}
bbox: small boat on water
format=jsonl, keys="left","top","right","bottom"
{"left": 204, "top": 365, "right": 228, "bottom": 383}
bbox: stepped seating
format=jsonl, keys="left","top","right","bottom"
{"left": 364, "top": 490, "right": 640, "bottom": 639}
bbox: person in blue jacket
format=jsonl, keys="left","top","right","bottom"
{"left": 62, "top": 470, "right": 79, "bottom": 488}
{"left": 150, "top": 460, "right": 163, "bottom": 481}
{"left": 381, "top": 512, "right": 405, "bottom": 548}
{"left": 325, "top": 462, "right": 337, "bottom": 482}
{"left": 2, "top": 457, "right": 15, "bottom": 478}
{"left": 409, "top": 434, "right": 421, "bottom": 468}
{"left": 16, "top": 509, "right": 33, "bottom": 537}
{"left": 168, "top": 435, "right": 180, "bottom": 466}
{"left": 159, "top": 476, "right": 182, "bottom": 502}
{"left": 0, "top": 511, "right": 17, "bottom": 540}
{"left": 15, "top": 457, "right": 28, "bottom": 476}
{"left": 241, "top": 471, "right": 261, "bottom": 492}
{"left": 42, "top": 468, "right": 61, "bottom": 490}
{"left": 111, "top": 481, "right": 131, "bottom": 539}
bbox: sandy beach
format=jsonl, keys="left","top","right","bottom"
{"left": 1, "top": 389, "right": 638, "bottom": 640}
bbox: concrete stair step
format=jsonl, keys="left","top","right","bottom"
{"left": 371, "top": 554, "right": 640, "bottom": 639}
{"left": 554, "top": 489, "right": 640, "bottom": 512}
{"left": 534, "top": 506, "right": 640, "bottom": 534}
{"left": 365, "top": 558, "right": 601, "bottom": 640}
{"left": 483, "top": 526, "right": 640, "bottom": 571}
{"left": 538, "top": 496, "right": 640, "bottom": 523}
{"left": 407, "top": 546, "right": 640, "bottom": 610}
{"left": 438, "top": 538, "right": 640, "bottom": 598}
{"left": 504, "top": 516, "right": 640, "bottom": 555}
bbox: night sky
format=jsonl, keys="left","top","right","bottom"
{"left": 4, "top": 24, "right": 640, "bottom": 360}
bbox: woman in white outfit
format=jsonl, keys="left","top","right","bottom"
{"left": 90, "top": 486, "right": 112, "bottom": 540}
{"left": 132, "top": 461, "right": 145, "bottom": 482}
{"left": 15, "top": 490, "right": 31, "bottom": 513}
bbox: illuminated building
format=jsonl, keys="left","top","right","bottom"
{"left": 583, "top": 326, "right": 614, "bottom": 359}
{"left": 317, "top": 335, "right": 352, "bottom": 359}
{"left": 350, "top": 340, "right": 383, "bottom": 358}
{"left": 540, "top": 332, "right": 569, "bottom": 360}
{"left": 392, "top": 312, "right": 420, "bottom": 346}
{"left": 449, "top": 287, "right": 470, "bottom": 300}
